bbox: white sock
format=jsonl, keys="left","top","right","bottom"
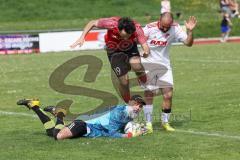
{"left": 161, "top": 112, "right": 170, "bottom": 124}
{"left": 143, "top": 104, "right": 153, "bottom": 123}
{"left": 224, "top": 33, "right": 229, "bottom": 41}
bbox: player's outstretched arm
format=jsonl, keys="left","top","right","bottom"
{"left": 141, "top": 43, "right": 150, "bottom": 58}
{"left": 136, "top": 25, "right": 150, "bottom": 58}
{"left": 183, "top": 16, "right": 197, "bottom": 47}
{"left": 70, "top": 20, "right": 99, "bottom": 48}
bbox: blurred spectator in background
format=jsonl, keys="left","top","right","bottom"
{"left": 220, "top": 0, "right": 232, "bottom": 15}
{"left": 220, "top": 12, "right": 232, "bottom": 42}
{"left": 229, "top": 0, "right": 240, "bottom": 18}
{"left": 161, "top": 0, "right": 171, "bottom": 14}
{"left": 220, "top": 0, "right": 240, "bottom": 18}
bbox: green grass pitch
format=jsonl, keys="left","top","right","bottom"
{"left": 0, "top": 43, "right": 240, "bottom": 160}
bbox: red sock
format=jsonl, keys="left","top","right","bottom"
{"left": 123, "top": 93, "right": 130, "bottom": 103}
{"left": 138, "top": 74, "right": 147, "bottom": 83}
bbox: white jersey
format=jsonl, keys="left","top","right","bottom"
{"left": 143, "top": 21, "right": 187, "bottom": 69}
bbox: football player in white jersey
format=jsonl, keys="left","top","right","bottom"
{"left": 141, "top": 12, "right": 197, "bottom": 132}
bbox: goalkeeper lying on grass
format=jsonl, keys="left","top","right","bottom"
{"left": 17, "top": 95, "right": 147, "bottom": 140}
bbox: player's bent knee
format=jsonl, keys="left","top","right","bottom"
{"left": 56, "top": 133, "right": 65, "bottom": 140}
{"left": 132, "top": 65, "right": 143, "bottom": 72}
{"left": 163, "top": 92, "right": 173, "bottom": 100}
{"left": 55, "top": 127, "right": 73, "bottom": 140}
{"left": 56, "top": 132, "right": 71, "bottom": 140}
{"left": 119, "top": 80, "right": 129, "bottom": 86}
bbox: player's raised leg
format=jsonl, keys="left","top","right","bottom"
{"left": 44, "top": 106, "right": 67, "bottom": 139}
{"left": 161, "top": 87, "right": 175, "bottom": 131}
{"left": 44, "top": 106, "right": 88, "bottom": 140}
{"left": 56, "top": 120, "right": 87, "bottom": 140}
{"left": 129, "top": 56, "right": 147, "bottom": 84}
{"left": 17, "top": 99, "right": 55, "bottom": 136}
{"left": 118, "top": 74, "right": 131, "bottom": 103}
{"left": 109, "top": 52, "right": 132, "bottom": 103}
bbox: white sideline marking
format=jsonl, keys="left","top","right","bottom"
{"left": 0, "top": 110, "right": 37, "bottom": 118}
{"left": 176, "top": 129, "right": 240, "bottom": 141}
{"left": 1, "top": 110, "right": 240, "bottom": 141}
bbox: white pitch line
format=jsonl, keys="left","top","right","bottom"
{"left": 175, "top": 59, "right": 240, "bottom": 63}
{"left": 1, "top": 110, "right": 240, "bottom": 141}
{"left": 176, "top": 129, "right": 240, "bottom": 141}
{"left": 0, "top": 110, "right": 37, "bottom": 118}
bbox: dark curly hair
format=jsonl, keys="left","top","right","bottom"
{"left": 118, "top": 17, "right": 136, "bottom": 34}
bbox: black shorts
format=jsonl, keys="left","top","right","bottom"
{"left": 66, "top": 120, "right": 87, "bottom": 138}
{"left": 107, "top": 43, "right": 140, "bottom": 77}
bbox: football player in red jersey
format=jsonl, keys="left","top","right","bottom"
{"left": 71, "top": 17, "right": 150, "bottom": 103}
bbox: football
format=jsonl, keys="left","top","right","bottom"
{"left": 124, "top": 121, "right": 142, "bottom": 133}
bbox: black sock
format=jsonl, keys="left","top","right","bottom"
{"left": 46, "top": 128, "right": 54, "bottom": 137}
{"left": 162, "top": 108, "right": 171, "bottom": 113}
{"left": 32, "top": 106, "right": 55, "bottom": 137}
{"left": 56, "top": 112, "right": 65, "bottom": 125}
{"left": 53, "top": 112, "right": 65, "bottom": 140}
{"left": 32, "top": 106, "right": 51, "bottom": 124}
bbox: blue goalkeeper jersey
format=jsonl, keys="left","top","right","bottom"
{"left": 84, "top": 105, "right": 132, "bottom": 138}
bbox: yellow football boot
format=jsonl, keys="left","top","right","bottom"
{"left": 162, "top": 123, "right": 175, "bottom": 132}
{"left": 17, "top": 98, "right": 40, "bottom": 109}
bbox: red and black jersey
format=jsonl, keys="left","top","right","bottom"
{"left": 96, "top": 17, "right": 147, "bottom": 51}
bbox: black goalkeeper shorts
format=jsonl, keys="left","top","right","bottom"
{"left": 66, "top": 120, "right": 87, "bottom": 138}
{"left": 107, "top": 43, "right": 140, "bottom": 77}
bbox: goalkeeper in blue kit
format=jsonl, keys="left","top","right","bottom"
{"left": 17, "top": 95, "right": 146, "bottom": 140}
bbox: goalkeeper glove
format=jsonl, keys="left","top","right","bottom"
{"left": 127, "top": 130, "right": 143, "bottom": 138}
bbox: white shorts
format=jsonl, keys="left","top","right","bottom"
{"left": 141, "top": 58, "right": 173, "bottom": 91}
